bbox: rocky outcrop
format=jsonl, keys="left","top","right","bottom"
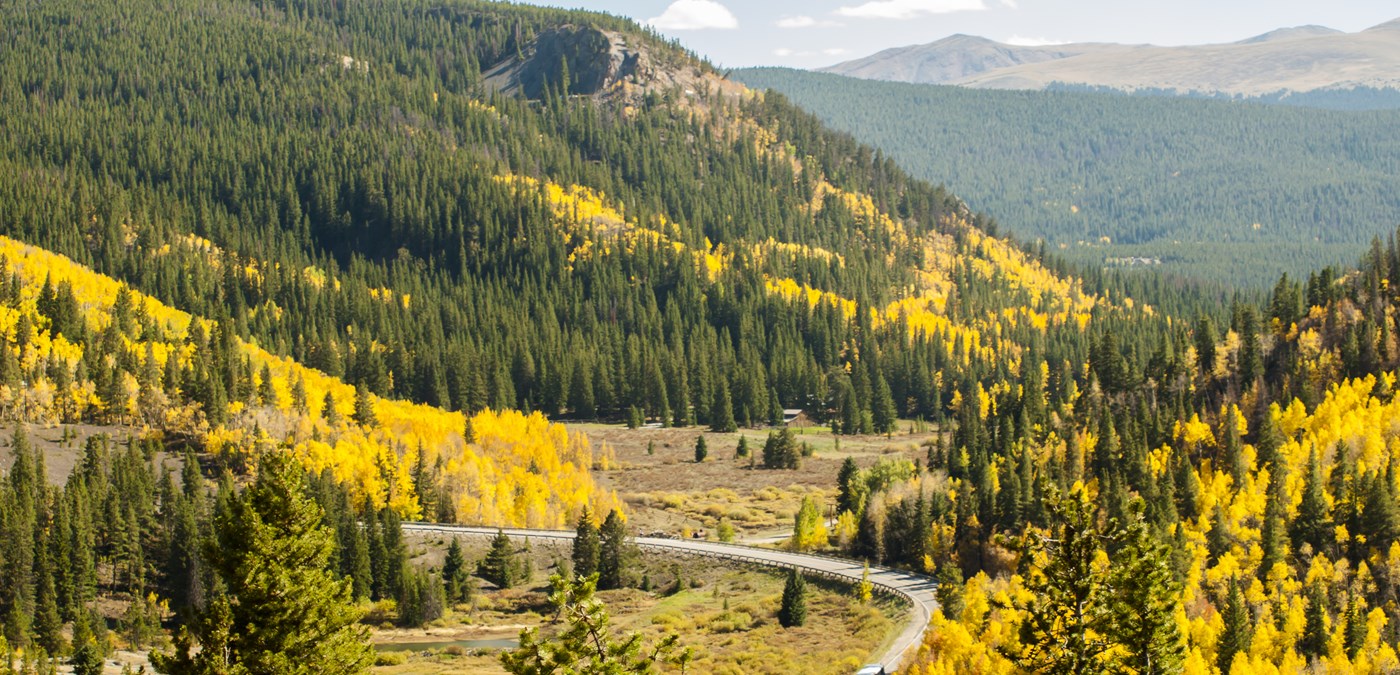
{"left": 484, "top": 26, "right": 640, "bottom": 100}
{"left": 483, "top": 25, "right": 742, "bottom": 105}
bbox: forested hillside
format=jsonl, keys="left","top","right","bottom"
{"left": 1046, "top": 82, "right": 1400, "bottom": 112}
{"left": 12, "top": 0, "right": 1400, "bottom": 673}
{"left": 0, "top": 234, "right": 613, "bottom": 525}
{"left": 848, "top": 234, "right": 1400, "bottom": 673}
{"left": 0, "top": 0, "right": 1156, "bottom": 441}
{"left": 732, "top": 68, "right": 1400, "bottom": 288}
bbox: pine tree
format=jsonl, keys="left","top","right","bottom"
{"left": 935, "top": 564, "right": 965, "bottom": 620}
{"left": 1206, "top": 503, "right": 1232, "bottom": 566}
{"left": 572, "top": 508, "right": 600, "bottom": 579}
{"left": 2, "top": 426, "right": 36, "bottom": 647}
{"left": 598, "top": 509, "right": 627, "bottom": 591}
{"left": 857, "top": 496, "right": 886, "bottom": 564}
{"left": 1343, "top": 595, "right": 1366, "bottom": 660}
{"left": 153, "top": 451, "right": 372, "bottom": 675}
{"left": 397, "top": 569, "right": 445, "bottom": 628}
{"left": 872, "top": 372, "right": 897, "bottom": 435}
{"left": 1012, "top": 485, "right": 1114, "bottom": 674}
{"left": 1361, "top": 468, "right": 1400, "bottom": 553}
{"left": 373, "top": 507, "right": 406, "bottom": 602}
{"left": 1221, "top": 408, "right": 1245, "bottom": 485}
{"left": 778, "top": 568, "right": 807, "bottom": 628}
{"left": 710, "top": 385, "right": 737, "bottom": 433}
{"left": 1291, "top": 447, "right": 1333, "bottom": 556}
{"left": 693, "top": 435, "right": 707, "bottom": 463}
{"left": 49, "top": 493, "right": 75, "bottom": 624}
{"left": 322, "top": 391, "right": 341, "bottom": 425}
{"left": 1259, "top": 468, "right": 1288, "bottom": 580}
{"left": 1194, "top": 316, "right": 1217, "bottom": 380}
{"left": 1108, "top": 501, "right": 1184, "bottom": 675}
{"left": 352, "top": 383, "right": 377, "bottom": 428}
{"left": 257, "top": 363, "right": 275, "bottom": 405}
{"left": 837, "top": 456, "right": 861, "bottom": 515}
{"left": 443, "top": 537, "right": 472, "bottom": 605}
{"left": 735, "top": 436, "right": 749, "bottom": 458}
{"left": 1092, "top": 414, "right": 1119, "bottom": 482}
{"left": 1253, "top": 403, "right": 1283, "bottom": 469}
{"left": 342, "top": 513, "right": 372, "bottom": 601}
{"left": 481, "top": 530, "right": 516, "bottom": 589}
{"left": 1176, "top": 456, "right": 1201, "bottom": 521}
{"left": 1299, "top": 581, "right": 1329, "bottom": 662}
{"left": 290, "top": 375, "right": 309, "bottom": 414}
{"left": 166, "top": 491, "right": 205, "bottom": 619}
{"left": 762, "top": 428, "right": 799, "bottom": 470}
{"left": 32, "top": 514, "right": 64, "bottom": 655}
{"left": 69, "top": 610, "right": 104, "bottom": 675}
{"left": 1216, "top": 578, "right": 1251, "bottom": 674}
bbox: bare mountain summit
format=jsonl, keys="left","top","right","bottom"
{"left": 822, "top": 18, "right": 1400, "bottom": 97}
{"left": 817, "top": 34, "right": 1118, "bottom": 85}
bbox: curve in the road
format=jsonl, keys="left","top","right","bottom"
{"left": 402, "top": 523, "right": 938, "bottom": 673}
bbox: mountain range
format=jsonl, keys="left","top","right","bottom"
{"left": 821, "top": 17, "right": 1400, "bottom": 98}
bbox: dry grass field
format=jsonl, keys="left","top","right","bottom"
{"left": 374, "top": 535, "right": 903, "bottom": 675}
{"left": 574, "top": 421, "right": 939, "bottom": 540}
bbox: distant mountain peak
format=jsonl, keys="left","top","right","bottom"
{"left": 1236, "top": 25, "right": 1341, "bottom": 44}
{"left": 820, "top": 19, "right": 1400, "bottom": 97}
{"left": 936, "top": 33, "right": 996, "bottom": 45}
{"left": 1366, "top": 16, "right": 1400, "bottom": 31}
{"left": 819, "top": 33, "right": 1090, "bottom": 85}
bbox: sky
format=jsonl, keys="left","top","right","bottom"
{"left": 516, "top": 0, "right": 1400, "bottom": 69}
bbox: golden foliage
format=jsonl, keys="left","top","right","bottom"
{"left": 0, "top": 235, "right": 615, "bottom": 526}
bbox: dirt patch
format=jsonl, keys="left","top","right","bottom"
{"left": 0, "top": 422, "right": 190, "bottom": 490}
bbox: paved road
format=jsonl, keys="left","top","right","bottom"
{"left": 737, "top": 517, "right": 840, "bottom": 546}
{"left": 402, "top": 523, "right": 938, "bottom": 673}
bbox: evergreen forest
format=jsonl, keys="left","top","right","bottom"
{"left": 733, "top": 67, "right": 1400, "bottom": 288}
{"left": 0, "top": 0, "right": 1399, "bottom": 673}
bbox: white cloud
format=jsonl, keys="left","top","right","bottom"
{"left": 823, "top": 47, "right": 850, "bottom": 55}
{"left": 835, "top": 0, "right": 987, "bottom": 20}
{"left": 999, "top": 0, "right": 1018, "bottom": 7}
{"left": 1004, "top": 35, "right": 1069, "bottom": 46}
{"left": 774, "top": 48, "right": 796, "bottom": 57}
{"left": 645, "top": 0, "right": 739, "bottom": 31}
{"left": 776, "top": 15, "right": 842, "bottom": 28}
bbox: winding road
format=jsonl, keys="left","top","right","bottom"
{"left": 401, "top": 523, "right": 939, "bottom": 673}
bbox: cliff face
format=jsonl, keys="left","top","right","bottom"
{"left": 485, "top": 26, "right": 639, "bottom": 99}
{"left": 483, "top": 25, "right": 739, "bottom": 104}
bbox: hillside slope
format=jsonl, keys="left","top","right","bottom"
{"left": 0, "top": 234, "right": 614, "bottom": 527}
{"left": 902, "top": 226, "right": 1400, "bottom": 674}
{"left": 0, "top": 0, "right": 1150, "bottom": 443}
{"left": 732, "top": 67, "right": 1400, "bottom": 288}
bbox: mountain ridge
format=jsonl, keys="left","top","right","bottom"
{"left": 821, "top": 18, "right": 1400, "bottom": 97}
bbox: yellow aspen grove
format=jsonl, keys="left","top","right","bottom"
{"left": 0, "top": 236, "right": 616, "bottom": 525}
